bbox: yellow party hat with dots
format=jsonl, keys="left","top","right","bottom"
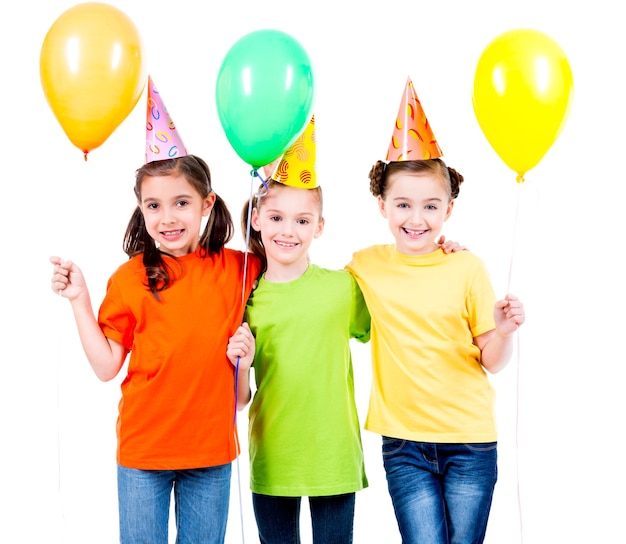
{"left": 271, "top": 115, "right": 317, "bottom": 188}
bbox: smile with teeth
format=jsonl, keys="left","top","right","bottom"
{"left": 161, "top": 229, "right": 184, "bottom": 238}
{"left": 274, "top": 240, "right": 298, "bottom": 248}
{"left": 403, "top": 227, "right": 427, "bottom": 238}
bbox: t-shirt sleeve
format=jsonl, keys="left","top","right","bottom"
{"left": 349, "top": 273, "right": 370, "bottom": 344}
{"left": 468, "top": 258, "right": 497, "bottom": 338}
{"left": 344, "top": 253, "right": 358, "bottom": 277}
{"left": 98, "top": 276, "right": 136, "bottom": 351}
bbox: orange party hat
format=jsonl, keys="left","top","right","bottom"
{"left": 272, "top": 115, "right": 317, "bottom": 188}
{"left": 386, "top": 78, "right": 443, "bottom": 161}
{"left": 145, "top": 76, "right": 188, "bottom": 163}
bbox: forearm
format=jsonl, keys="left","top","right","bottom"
{"left": 235, "top": 368, "right": 252, "bottom": 410}
{"left": 480, "top": 331, "right": 514, "bottom": 374}
{"left": 70, "top": 293, "right": 124, "bottom": 382}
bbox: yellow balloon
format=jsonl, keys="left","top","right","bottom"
{"left": 472, "top": 28, "right": 573, "bottom": 178}
{"left": 40, "top": 2, "right": 147, "bottom": 159}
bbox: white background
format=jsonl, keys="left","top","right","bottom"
{"left": 2, "top": 0, "right": 624, "bottom": 542}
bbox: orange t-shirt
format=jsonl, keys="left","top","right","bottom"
{"left": 98, "top": 247, "right": 261, "bottom": 470}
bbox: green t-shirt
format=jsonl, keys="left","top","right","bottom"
{"left": 245, "top": 264, "right": 370, "bottom": 496}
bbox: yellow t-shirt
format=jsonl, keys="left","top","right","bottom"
{"left": 346, "top": 245, "right": 497, "bottom": 443}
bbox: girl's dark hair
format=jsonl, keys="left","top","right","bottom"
{"left": 368, "top": 158, "right": 464, "bottom": 201}
{"left": 123, "top": 154, "right": 234, "bottom": 297}
{"left": 241, "top": 179, "right": 323, "bottom": 275}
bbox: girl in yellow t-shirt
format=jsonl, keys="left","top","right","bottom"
{"left": 347, "top": 158, "right": 525, "bottom": 544}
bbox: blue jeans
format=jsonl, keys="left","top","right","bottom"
{"left": 382, "top": 437, "right": 497, "bottom": 544}
{"left": 252, "top": 492, "right": 356, "bottom": 544}
{"left": 117, "top": 463, "right": 231, "bottom": 544}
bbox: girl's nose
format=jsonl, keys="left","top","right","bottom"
{"left": 409, "top": 209, "right": 423, "bottom": 224}
{"left": 161, "top": 209, "right": 176, "bottom": 224}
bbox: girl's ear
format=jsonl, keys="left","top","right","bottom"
{"left": 251, "top": 207, "right": 262, "bottom": 232}
{"left": 203, "top": 193, "right": 217, "bottom": 217}
{"left": 377, "top": 195, "right": 388, "bottom": 218}
{"left": 445, "top": 199, "right": 455, "bottom": 221}
{"left": 313, "top": 217, "right": 325, "bottom": 239}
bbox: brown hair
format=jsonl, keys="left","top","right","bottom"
{"left": 368, "top": 158, "right": 464, "bottom": 201}
{"left": 123, "top": 155, "right": 234, "bottom": 297}
{"left": 241, "top": 179, "right": 323, "bottom": 275}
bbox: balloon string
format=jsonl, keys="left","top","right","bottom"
{"left": 231, "top": 168, "right": 274, "bottom": 544}
{"left": 234, "top": 171, "right": 259, "bottom": 418}
{"left": 232, "top": 365, "right": 245, "bottom": 544}
{"left": 238, "top": 168, "right": 267, "bottom": 311}
{"left": 233, "top": 169, "right": 269, "bottom": 542}
{"left": 234, "top": 425, "right": 245, "bottom": 544}
{"left": 515, "top": 329, "right": 524, "bottom": 544}
{"left": 56, "top": 329, "right": 67, "bottom": 539}
{"left": 233, "top": 170, "right": 260, "bottom": 544}
{"left": 508, "top": 177, "right": 524, "bottom": 544}
{"left": 252, "top": 168, "right": 269, "bottom": 191}
{"left": 506, "top": 178, "right": 523, "bottom": 292}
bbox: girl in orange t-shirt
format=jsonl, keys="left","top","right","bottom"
{"left": 50, "top": 155, "right": 260, "bottom": 544}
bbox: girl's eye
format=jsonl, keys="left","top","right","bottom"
{"left": 425, "top": 204, "right": 437, "bottom": 210}
{"left": 269, "top": 215, "right": 281, "bottom": 222}
{"left": 297, "top": 219, "right": 309, "bottom": 225}
{"left": 397, "top": 203, "right": 409, "bottom": 209}
{"left": 147, "top": 203, "right": 158, "bottom": 210}
{"left": 176, "top": 200, "right": 189, "bottom": 208}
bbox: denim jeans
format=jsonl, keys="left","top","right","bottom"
{"left": 382, "top": 437, "right": 497, "bottom": 544}
{"left": 117, "top": 463, "right": 231, "bottom": 544}
{"left": 252, "top": 492, "right": 356, "bottom": 544}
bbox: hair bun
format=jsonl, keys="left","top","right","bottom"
{"left": 448, "top": 166, "right": 464, "bottom": 199}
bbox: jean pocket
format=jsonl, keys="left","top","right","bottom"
{"left": 382, "top": 436, "right": 406, "bottom": 456}
{"left": 464, "top": 442, "right": 497, "bottom": 452}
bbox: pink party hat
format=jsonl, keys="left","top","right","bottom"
{"left": 386, "top": 78, "right": 443, "bottom": 161}
{"left": 145, "top": 76, "right": 188, "bottom": 163}
{"left": 271, "top": 115, "right": 317, "bottom": 188}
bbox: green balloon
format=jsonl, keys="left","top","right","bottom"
{"left": 216, "top": 29, "right": 315, "bottom": 169}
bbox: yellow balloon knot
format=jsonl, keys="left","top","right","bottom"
{"left": 516, "top": 175, "right": 525, "bottom": 184}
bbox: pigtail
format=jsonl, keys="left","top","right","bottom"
{"left": 241, "top": 187, "right": 267, "bottom": 274}
{"left": 122, "top": 205, "right": 173, "bottom": 298}
{"left": 368, "top": 160, "right": 387, "bottom": 197}
{"left": 199, "top": 193, "right": 234, "bottom": 255}
{"left": 447, "top": 166, "right": 464, "bottom": 200}
{"left": 123, "top": 206, "right": 146, "bottom": 258}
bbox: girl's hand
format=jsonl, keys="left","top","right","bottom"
{"left": 437, "top": 235, "right": 468, "bottom": 254}
{"left": 50, "top": 256, "right": 87, "bottom": 301}
{"left": 227, "top": 322, "right": 255, "bottom": 371}
{"left": 494, "top": 294, "right": 525, "bottom": 335}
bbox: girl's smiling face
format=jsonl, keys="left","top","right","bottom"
{"left": 378, "top": 172, "right": 454, "bottom": 256}
{"left": 252, "top": 184, "right": 324, "bottom": 278}
{"left": 139, "top": 173, "right": 215, "bottom": 256}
